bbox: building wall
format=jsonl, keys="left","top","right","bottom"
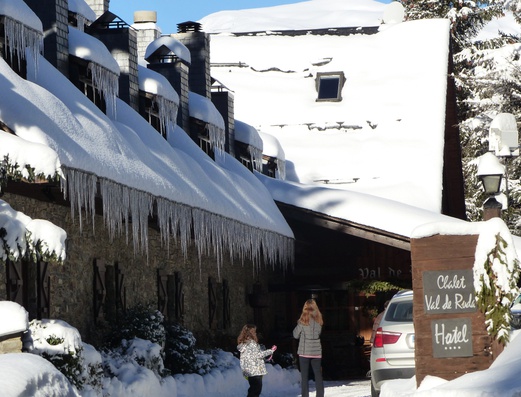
{"left": 1, "top": 191, "right": 276, "bottom": 349}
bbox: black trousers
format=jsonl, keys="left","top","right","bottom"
{"left": 299, "top": 356, "right": 324, "bottom": 397}
{"left": 247, "top": 375, "right": 263, "bottom": 397}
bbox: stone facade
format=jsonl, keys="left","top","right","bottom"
{"left": 1, "top": 192, "right": 278, "bottom": 350}
{"left": 0, "top": 333, "right": 23, "bottom": 354}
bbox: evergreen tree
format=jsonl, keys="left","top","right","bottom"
{"left": 400, "top": 0, "right": 505, "bottom": 52}
{"left": 400, "top": 0, "right": 521, "bottom": 234}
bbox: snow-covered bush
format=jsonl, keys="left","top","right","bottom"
{"left": 164, "top": 322, "right": 199, "bottom": 374}
{"left": 105, "top": 304, "right": 166, "bottom": 347}
{"left": 23, "top": 319, "right": 104, "bottom": 393}
{"left": 101, "top": 337, "right": 167, "bottom": 380}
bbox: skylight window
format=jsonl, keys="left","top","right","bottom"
{"left": 316, "top": 72, "right": 344, "bottom": 102}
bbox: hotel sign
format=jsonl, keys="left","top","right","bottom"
{"left": 423, "top": 269, "right": 476, "bottom": 314}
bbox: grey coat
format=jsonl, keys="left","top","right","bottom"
{"left": 293, "top": 318, "right": 322, "bottom": 356}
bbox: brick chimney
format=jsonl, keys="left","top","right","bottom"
{"left": 133, "top": 11, "right": 161, "bottom": 60}
{"left": 172, "top": 21, "right": 211, "bottom": 99}
{"left": 84, "top": 0, "right": 109, "bottom": 19}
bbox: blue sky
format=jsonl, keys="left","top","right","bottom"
{"left": 109, "top": 0, "right": 391, "bottom": 34}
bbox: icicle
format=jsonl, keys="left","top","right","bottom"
{"left": 276, "top": 158, "right": 286, "bottom": 180}
{"left": 4, "top": 16, "right": 43, "bottom": 78}
{"left": 249, "top": 146, "right": 263, "bottom": 173}
{"left": 155, "top": 96, "right": 178, "bottom": 138}
{"left": 208, "top": 124, "right": 226, "bottom": 154}
{"left": 88, "top": 62, "right": 119, "bottom": 119}
{"left": 59, "top": 167, "right": 294, "bottom": 273}
{"left": 60, "top": 166, "right": 97, "bottom": 233}
{"left": 99, "top": 178, "right": 154, "bottom": 258}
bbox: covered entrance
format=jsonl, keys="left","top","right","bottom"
{"left": 269, "top": 202, "right": 412, "bottom": 379}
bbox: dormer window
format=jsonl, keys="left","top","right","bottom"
{"left": 316, "top": 72, "right": 345, "bottom": 102}
{"left": 190, "top": 117, "right": 215, "bottom": 159}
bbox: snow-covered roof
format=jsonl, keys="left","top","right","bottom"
{"left": 188, "top": 91, "right": 225, "bottom": 130}
{"left": 199, "top": 0, "right": 385, "bottom": 33}
{"left": 0, "top": 50, "right": 292, "bottom": 267}
{"left": 258, "top": 174, "right": 466, "bottom": 240}
{"left": 68, "top": 26, "right": 120, "bottom": 75}
{"left": 234, "top": 120, "right": 263, "bottom": 151}
{"left": 210, "top": 17, "right": 452, "bottom": 218}
{"left": 259, "top": 131, "right": 285, "bottom": 161}
{"left": 0, "top": 0, "right": 43, "bottom": 33}
{"left": 145, "top": 36, "right": 191, "bottom": 64}
{"left": 68, "top": 0, "right": 97, "bottom": 23}
{"left": 138, "top": 64, "right": 180, "bottom": 104}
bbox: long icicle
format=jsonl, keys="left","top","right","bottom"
{"left": 60, "top": 166, "right": 294, "bottom": 272}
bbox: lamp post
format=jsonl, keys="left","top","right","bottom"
{"left": 477, "top": 152, "right": 504, "bottom": 220}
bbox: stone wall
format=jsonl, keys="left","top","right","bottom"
{"left": 1, "top": 192, "right": 278, "bottom": 350}
{"left": 0, "top": 333, "right": 23, "bottom": 354}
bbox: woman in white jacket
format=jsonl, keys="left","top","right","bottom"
{"left": 237, "top": 324, "right": 277, "bottom": 397}
{"left": 293, "top": 299, "right": 324, "bottom": 397}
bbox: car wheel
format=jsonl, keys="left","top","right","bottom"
{"left": 371, "top": 381, "right": 380, "bottom": 397}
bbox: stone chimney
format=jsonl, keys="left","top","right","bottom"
{"left": 84, "top": 0, "right": 109, "bottom": 19}
{"left": 24, "top": 0, "right": 69, "bottom": 77}
{"left": 133, "top": 11, "right": 161, "bottom": 60}
{"left": 173, "top": 21, "right": 211, "bottom": 99}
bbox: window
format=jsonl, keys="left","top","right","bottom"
{"left": 139, "top": 93, "right": 163, "bottom": 137}
{"left": 316, "top": 72, "right": 345, "bottom": 102}
{"left": 69, "top": 57, "right": 107, "bottom": 114}
{"left": 235, "top": 142, "right": 254, "bottom": 172}
{"left": 190, "top": 117, "right": 215, "bottom": 160}
{"left": 262, "top": 156, "right": 277, "bottom": 178}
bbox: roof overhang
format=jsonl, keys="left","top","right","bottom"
{"left": 276, "top": 201, "right": 411, "bottom": 251}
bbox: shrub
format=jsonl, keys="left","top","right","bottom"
{"left": 163, "top": 322, "right": 199, "bottom": 374}
{"left": 105, "top": 304, "right": 166, "bottom": 347}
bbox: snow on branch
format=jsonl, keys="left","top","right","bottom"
{"left": 473, "top": 218, "right": 520, "bottom": 345}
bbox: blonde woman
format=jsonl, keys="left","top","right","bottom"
{"left": 237, "top": 324, "right": 277, "bottom": 397}
{"left": 293, "top": 299, "right": 324, "bottom": 397}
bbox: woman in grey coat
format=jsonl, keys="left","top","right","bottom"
{"left": 293, "top": 299, "right": 324, "bottom": 397}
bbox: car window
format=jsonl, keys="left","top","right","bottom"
{"left": 384, "top": 300, "right": 413, "bottom": 322}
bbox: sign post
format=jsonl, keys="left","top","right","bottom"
{"left": 411, "top": 234, "right": 494, "bottom": 385}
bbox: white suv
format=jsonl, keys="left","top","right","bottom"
{"left": 370, "top": 290, "right": 415, "bottom": 397}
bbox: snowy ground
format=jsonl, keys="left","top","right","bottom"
{"left": 270, "top": 379, "right": 371, "bottom": 397}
